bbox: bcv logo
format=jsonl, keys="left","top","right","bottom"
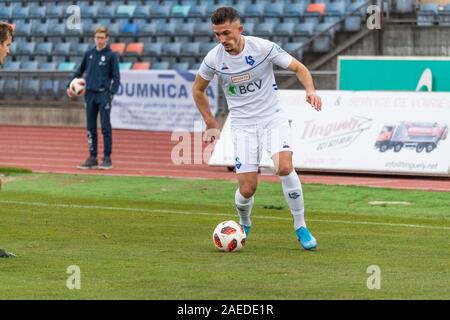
{"left": 245, "top": 56, "right": 255, "bottom": 66}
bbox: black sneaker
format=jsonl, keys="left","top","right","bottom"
{"left": 77, "top": 157, "right": 98, "bottom": 169}
{"left": 0, "top": 249, "right": 16, "bottom": 258}
{"left": 99, "top": 157, "right": 112, "bottom": 170}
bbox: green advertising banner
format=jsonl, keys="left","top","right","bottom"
{"left": 338, "top": 56, "right": 450, "bottom": 92}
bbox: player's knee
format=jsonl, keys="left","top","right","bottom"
{"left": 240, "top": 185, "right": 257, "bottom": 198}
{"left": 276, "top": 164, "right": 293, "bottom": 176}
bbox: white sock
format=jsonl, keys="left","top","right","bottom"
{"left": 235, "top": 189, "right": 254, "bottom": 227}
{"left": 280, "top": 170, "right": 306, "bottom": 230}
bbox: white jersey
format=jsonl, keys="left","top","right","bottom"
{"left": 198, "top": 36, "right": 293, "bottom": 126}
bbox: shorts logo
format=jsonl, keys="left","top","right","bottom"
{"left": 235, "top": 157, "right": 242, "bottom": 169}
{"left": 231, "top": 73, "right": 251, "bottom": 83}
{"left": 227, "top": 85, "right": 237, "bottom": 96}
{"left": 288, "top": 192, "right": 300, "bottom": 199}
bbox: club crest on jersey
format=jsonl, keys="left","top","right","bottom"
{"left": 227, "top": 85, "right": 238, "bottom": 96}
{"left": 245, "top": 56, "right": 255, "bottom": 66}
{"left": 231, "top": 73, "right": 251, "bottom": 83}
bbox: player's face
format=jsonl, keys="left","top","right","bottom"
{"left": 212, "top": 20, "right": 244, "bottom": 54}
{"left": 0, "top": 34, "right": 12, "bottom": 65}
{"left": 94, "top": 32, "right": 108, "bottom": 50}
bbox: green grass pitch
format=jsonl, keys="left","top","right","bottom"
{"left": 0, "top": 172, "right": 449, "bottom": 299}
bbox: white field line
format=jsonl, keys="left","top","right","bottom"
{"left": 1, "top": 200, "right": 449, "bottom": 231}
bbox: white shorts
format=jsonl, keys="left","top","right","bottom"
{"left": 232, "top": 116, "right": 293, "bottom": 174}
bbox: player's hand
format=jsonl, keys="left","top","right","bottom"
{"left": 306, "top": 91, "right": 322, "bottom": 111}
{"left": 66, "top": 88, "right": 74, "bottom": 98}
{"left": 204, "top": 119, "right": 221, "bottom": 144}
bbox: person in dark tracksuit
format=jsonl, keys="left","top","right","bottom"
{"left": 68, "top": 26, "right": 120, "bottom": 170}
{"left": 0, "top": 21, "right": 16, "bottom": 258}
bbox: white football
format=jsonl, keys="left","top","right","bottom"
{"left": 212, "top": 220, "right": 246, "bottom": 252}
{"left": 69, "top": 78, "right": 86, "bottom": 96}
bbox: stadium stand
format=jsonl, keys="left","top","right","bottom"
{"left": 2, "top": 0, "right": 450, "bottom": 101}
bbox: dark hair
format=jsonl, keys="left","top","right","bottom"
{"left": 211, "top": 7, "right": 240, "bottom": 25}
{"left": 0, "top": 21, "right": 14, "bottom": 45}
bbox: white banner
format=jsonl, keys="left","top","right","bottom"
{"left": 209, "top": 90, "right": 450, "bottom": 176}
{"left": 111, "top": 70, "right": 218, "bottom": 132}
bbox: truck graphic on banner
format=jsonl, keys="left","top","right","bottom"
{"left": 375, "top": 122, "right": 448, "bottom": 153}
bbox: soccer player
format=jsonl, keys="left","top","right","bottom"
{"left": 68, "top": 26, "right": 120, "bottom": 170}
{"left": 192, "top": 7, "right": 322, "bottom": 250}
{"left": 0, "top": 21, "right": 16, "bottom": 258}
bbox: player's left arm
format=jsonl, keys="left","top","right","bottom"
{"left": 287, "top": 58, "right": 322, "bottom": 111}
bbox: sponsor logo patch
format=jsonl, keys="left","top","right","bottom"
{"left": 231, "top": 73, "right": 251, "bottom": 83}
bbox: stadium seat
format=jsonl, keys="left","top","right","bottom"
{"left": 134, "top": 5, "right": 151, "bottom": 19}
{"left": 2, "top": 61, "right": 21, "bottom": 70}
{"left": 15, "top": 23, "right": 32, "bottom": 37}
{"left": 313, "top": 22, "right": 334, "bottom": 52}
{"left": 438, "top": 4, "right": 450, "bottom": 26}
{"left": 3, "top": 79, "right": 20, "bottom": 99}
{"left": 98, "top": 5, "right": 117, "bottom": 19}
{"left": 143, "top": 42, "right": 163, "bottom": 57}
{"left": 189, "top": 4, "right": 207, "bottom": 17}
{"left": 394, "top": 0, "right": 415, "bottom": 14}
{"left": 84, "top": 6, "right": 99, "bottom": 19}
{"left": 132, "top": 62, "right": 150, "bottom": 70}
{"left": 199, "top": 42, "right": 217, "bottom": 56}
{"left": 58, "top": 62, "right": 77, "bottom": 71}
{"left": 0, "top": 6, "right": 13, "bottom": 20}
{"left": 324, "top": 1, "right": 346, "bottom": 31}
{"left": 151, "top": 61, "right": 170, "bottom": 70}
{"left": 29, "top": 5, "right": 47, "bottom": 19}
{"left": 174, "top": 22, "right": 195, "bottom": 42}
{"left": 40, "top": 62, "right": 58, "bottom": 70}
{"left": 172, "top": 4, "right": 191, "bottom": 17}
{"left": 47, "top": 6, "right": 64, "bottom": 18}
{"left": 162, "top": 43, "right": 182, "bottom": 56}
{"left": 273, "top": 22, "right": 295, "bottom": 44}
{"left": 283, "top": 42, "right": 304, "bottom": 60}
{"left": 32, "top": 21, "right": 49, "bottom": 37}
{"left": 283, "top": 2, "right": 308, "bottom": 23}
{"left": 40, "top": 79, "right": 59, "bottom": 100}
{"left": 21, "top": 79, "right": 40, "bottom": 98}
{"left": 344, "top": 1, "right": 366, "bottom": 32}
{"left": 20, "top": 61, "right": 39, "bottom": 70}
{"left": 172, "top": 62, "right": 190, "bottom": 71}
{"left": 117, "top": 4, "right": 136, "bottom": 18}
{"left": 110, "top": 43, "right": 126, "bottom": 56}
{"left": 54, "top": 43, "right": 71, "bottom": 56}
{"left": 12, "top": 6, "right": 30, "bottom": 20}
{"left": 253, "top": 22, "right": 275, "bottom": 38}
{"left": 125, "top": 42, "right": 144, "bottom": 58}
{"left": 306, "top": 3, "right": 326, "bottom": 15}
{"left": 47, "top": 22, "right": 66, "bottom": 37}
{"left": 17, "top": 42, "right": 36, "bottom": 55}
{"left": 180, "top": 42, "right": 200, "bottom": 57}
{"left": 150, "top": 4, "right": 172, "bottom": 18}
{"left": 264, "top": 2, "right": 284, "bottom": 22}
{"left": 119, "top": 62, "right": 133, "bottom": 70}
{"left": 417, "top": 3, "right": 439, "bottom": 26}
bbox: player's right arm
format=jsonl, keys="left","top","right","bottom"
{"left": 192, "top": 74, "right": 220, "bottom": 143}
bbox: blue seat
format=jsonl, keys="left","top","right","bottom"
{"left": 283, "top": 2, "right": 307, "bottom": 22}
{"left": 394, "top": 0, "right": 415, "bottom": 14}
{"left": 283, "top": 42, "right": 304, "bottom": 60}
{"left": 117, "top": 4, "right": 136, "bottom": 18}
{"left": 344, "top": 1, "right": 366, "bottom": 32}
{"left": 199, "top": 42, "right": 217, "bottom": 56}
{"left": 151, "top": 61, "right": 170, "bottom": 70}
{"left": 134, "top": 5, "right": 151, "bottom": 18}
{"left": 0, "top": 6, "right": 13, "bottom": 20}
{"left": 417, "top": 3, "right": 439, "bottom": 26}
{"left": 40, "top": 79, "right": 59, "bottom": 99}
{"left": 17, "top": 42, "right": 36, "bottom": 55}
{"left": 97, "top": 5, "right": 117, "bottom": 19}
{"left": 175, "top": 22, "right": 194, "bottom": 37}
{"left": 273, "top": 22, "right": 295, "bottom": 44}
{"left": 15, "top": 23, "right": 32, "bottom": 37}
{"left": 40, "top": 62, "right": 58, "bottom": 70}
{"left": 264, "top": 2, "right": 284, "bottom": 18}
{"left": 119, "top": 62, "right": 133, "bottom": 70}
{"left": 253, "top": 22, "right": 275, "bottom": 38}
{"left": 35, "top": 42, "right": 53, "bottom": 56}
{"left": 13, "top": 6, "right": 29, "bottom": 19}
{"left": 21, "top": 79, "right": 40, "bottom": 98}
{"left": 313, "top": 22, "right": 334, "bottom": 52}
{"left": 122, "top": 23, "right": 139, "bottom": 36}
{"left": 189, "top": 4, "right": 207, "bottom": 17}
{"left": 84, "top": 6, "right": 99, "bottom": 19}
{"left": 54, "top": 43, "right": 71, "bottom": 56}
{"left": 2, "top": 61, "right": 21, "bottom": 70}
{"left": 3, "top": 79, "right": 20, "bottom": 98}
{"left": 162, "top": 43, "right": 182, "bottom": 56}
{"left": 58, "top": 62, "right": 77, "bottom": 71}
{"left": 172, "top": 4, "right": 191, "bottom": 17}
{"left": 172, "top": 62, "right": 190, "bottom": 71}
{"left": 74, "top": 43, "right": 90, "bottom": 56}
{"left": 18, "top": 61, "right": 38, "bottom": 71}
{"left": 143, "top": 42, "right": 163, "bottom": 56}
{"left": 47, "top": 5, "right": 64, "bottom": 18}
{"left": 32, "top": 21, "right": 49, "bottom": 37}
{"left": 244, "top": 3, "right": 264, "bottom": 18}
{"left": 294, "top": 22, "right": 315, "bottom": 37}
{"left": 180, "top": 42, "right": 200, "bottom": 56}
{"left": 47, "top": 22, "right": 66, "bottom": 37}
{"left": 438, "top": 4, "right": 450, "bottom": 26}
{"left": 150, "top": 4, "right": 172, "bottom": 18}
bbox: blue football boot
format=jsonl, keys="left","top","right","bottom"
{"left": 295, "top": 226, "right": 317, "bottom": 250}
{"left": 240, "top": 224, "right": 251, "bottom": 236}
